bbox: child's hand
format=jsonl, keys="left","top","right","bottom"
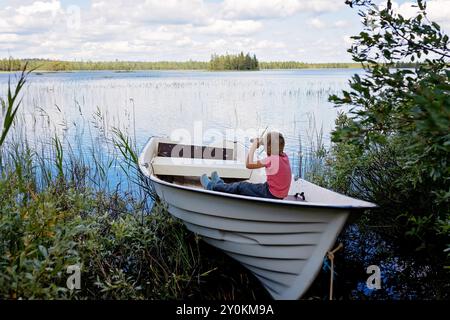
{"left": 250, "top": 137, "right": 264, "bottom": 148}
{"left": 255, "top": 138, "right": 264, "bottom": 148}
{"left": 251, "top": 138, "right": 260, "bottom": 148}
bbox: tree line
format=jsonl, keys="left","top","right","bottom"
{"left": 259, "top": 61, "right": 361, "bottom": 69}
{"left": 0, "top": 58, "right": 209, "bottom": 72}
{"left": 1, "top": 56, "right": 365, "bottom": 72}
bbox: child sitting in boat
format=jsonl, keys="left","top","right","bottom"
{"left": 200, "top": 131, "right": 292, "bottom": 200}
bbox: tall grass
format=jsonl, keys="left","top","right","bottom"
{"left": 290, "top": 112, "right": 330, "bottom": 183}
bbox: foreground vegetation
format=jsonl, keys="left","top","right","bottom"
{"left": 0, "top": 181, "right": 263, "bottom": 299}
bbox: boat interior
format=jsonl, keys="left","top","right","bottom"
{"left": 150, "top": 139, "right": 260, "bottom": 184}
{"left": 140, "top": 138, "right": 377, "bottom": 208}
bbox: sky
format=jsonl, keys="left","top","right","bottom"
{"left": 0, "top": 0, "right": 449, "bottom": 62}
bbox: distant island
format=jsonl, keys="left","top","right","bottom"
{"left": 209, "top": 52, "right": 259, "bottom": 70}
{"left": 0, "top": 53, "right": 415, "bottom": 72}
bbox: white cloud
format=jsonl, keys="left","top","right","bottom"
{"left": 308, "top": 18, "right": 326, "bottom": 29}
{"left": 343, "top": 35, "right": 354, "bottom": 46}
{"left": 207, "top": 39, "right": 228, "bottom": 50}
{"left": 90, "top": 0, "right": 210, "bottom": 25}
{"left": 175, "top": 36, "right": 196, "bottom": 47}
{"left": 222, "top": 0, "right": 342, "bottom": 19}
{"left": 0, "top": 1, "right": 64, "bottom": 33}
{"left": 383, "top": 1, "right": 450, "bottom": 28}
{"left": 305, "top": 37, "right": 352, "bottom": 61}
{"left": 137, "top": 27, "right": 178, "bottom": 42}
{"left": 0, "top": 33, "right": 20, "bottom": 42}
{"left": 205, "top": 38, "right": 285, "bottom": 55}
{"left": 308, "top": 18, "right": 352, "bottom": 29}
{"left": 334, "top": 20, "right": 350, "bottom": 28}
{"left": 198, "top": 19, "right": 263, "bottom": 36}
{"left": 17, "top": 0, "right": 60, "bottom": 15}
{"left": 222, "top": 0, "right": 301, "bottom": 19}
{"left": 422, "top": 0, "right": 450, "bottom": 27}
{"left": 254, "top": 40, "right": 285, "bottom": 49}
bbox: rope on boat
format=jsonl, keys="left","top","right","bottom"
{"left": 327, "top": 243, "right": 343, "bottom": 301}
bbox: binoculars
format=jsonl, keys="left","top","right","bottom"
{"left": 250, "top": 138, "right": 264, "bottom": 146}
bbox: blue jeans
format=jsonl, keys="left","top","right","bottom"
{"left": 212, "top": 181, "right": 279, "bottom": 199}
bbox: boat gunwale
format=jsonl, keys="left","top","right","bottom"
{"left": 149, "top": 174, "right": 377, "bottom": 211}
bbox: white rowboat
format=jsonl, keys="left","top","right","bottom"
{"left": 138, "top": 137, "right": 377, "bottom": 300}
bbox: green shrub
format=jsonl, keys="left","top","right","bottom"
{"left": 319, "top": 0, "right": 449, "bottom": 259}
{"left": 0, "top": 167, "right": 262, "bottom": 299}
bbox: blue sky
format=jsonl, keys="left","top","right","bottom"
{"left": 0, "top": 0, "right": 449, "bottom": 62}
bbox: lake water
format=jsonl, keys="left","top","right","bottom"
{"left": 0, "top": 69, "right": 360, "bottom": 186}
{"left": 0, "top": 69, "right": 358, "bottom": 151}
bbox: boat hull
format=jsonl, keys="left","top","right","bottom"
{"left": 152, "top": 177, "right": 349, "bottom": 300}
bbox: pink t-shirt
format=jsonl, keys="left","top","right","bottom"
{"left": 261, "top": 153, "right": 292, "bottom": 199}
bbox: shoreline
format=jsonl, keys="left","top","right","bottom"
{"left": 0, "top": 66, "right": 363, "bottom": 74}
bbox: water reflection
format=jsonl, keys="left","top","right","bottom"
{"left": 306, "top": 224, "right": 448, "bottom": 300}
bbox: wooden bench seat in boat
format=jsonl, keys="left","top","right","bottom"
{"left": 150, "top": 156, "right": 252, "bottom": 179}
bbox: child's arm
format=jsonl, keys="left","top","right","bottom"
{"left": 246, "top": 139, "right": 266, "bottom": 170}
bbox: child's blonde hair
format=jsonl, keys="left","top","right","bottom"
{"left": 263, "top": 131, "right": 285, "bottom": 156}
